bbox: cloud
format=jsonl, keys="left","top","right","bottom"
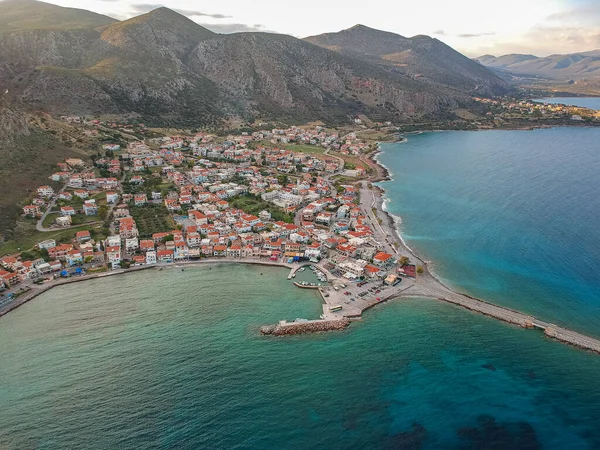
{"left": 433, "top": 30, "right": 495, "bottom": 38}
{"left": 200, "top": 23, "right": 276, "bottom": 34}
{"left": 457, "top": 32, "right": 496, "bottom": 38}
{"left": 546, "top": 4, "right": 600, "bottom": 23}
{"left": 129, "top": 4, "right": 231, "bottom": 19}
{"left": 467, "top": 25, "right": 600, "bottom": 57}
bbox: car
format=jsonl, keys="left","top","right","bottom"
{"left": 376, "top": 297, "right": 381, "bottom": 301}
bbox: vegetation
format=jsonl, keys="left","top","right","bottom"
{"left": 229, "top": 194, "right": 294, "bottom": 224}
{"left": 0, "top": 220, "right": 104, "bottom": 256}
{"left": 283, "top": 144, "right": 325, "bottom": 155}
{"left": 130, "top": 205, "right": 175, "bottom": 238}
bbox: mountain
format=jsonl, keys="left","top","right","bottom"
{"left": 475, "top": 50, "right": 600, "bottom": 81}
{"left": 304, "top": 25, "right": 508, "bottom": 96}
{"left": 0, "top": 2, "right": 503, "bottom": 126}
{"left": 0, "top": 0, "right": 116, "bottom": 31}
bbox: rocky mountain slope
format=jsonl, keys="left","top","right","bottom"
{"left": 0, "top": 1, "right": 504, "bottom": 126}
{"left": 304, "top": 25, "right": 508, "bottom": 96}
{"left": 475, "top": 50, "right": 600, "bottom": 81}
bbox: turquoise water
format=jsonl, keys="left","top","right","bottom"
{"left": 1, "top": 265, "right": 600, "bottom": 449}
{"left": 534, "top": 97, "right": 600, "bottom": 110}
{"left": 378, "top": 128, "right": 600, "bottom": 337}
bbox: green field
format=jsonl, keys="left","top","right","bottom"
{"left": 229, "top": 194, "right": 294, "bottom": 224}
{"left": 0, "top": 221, "right": 105, "bottom": 256}
{"left": 283, "top": 144, "right": 325, "bottom": 155}
{"left": 130, "top": 205, "right": 175, "bottom": 237}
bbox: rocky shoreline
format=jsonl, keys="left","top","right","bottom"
{"left": 261, "top": 318, "right": 351, "bottom": 336}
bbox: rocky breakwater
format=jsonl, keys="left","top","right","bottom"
{"left": 261, "top": 318, "right": 351, "bottom": 336}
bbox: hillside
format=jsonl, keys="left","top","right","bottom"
{"left": 304, "top": 25, "right": 508, "bottom": 96}
{"left": 0, "top": 0, "right": 116, "bottom": 31}
{"left": 0, "top": 2, "right": 500, "bottom": 127}
{"left": 475, "top": 50, "right": 600, "bottom": 81}
{"left": 0, "top": 101, "right": 82, "bottom": 240}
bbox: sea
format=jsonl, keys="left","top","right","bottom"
{"left": 534, "top": 97, "right": 600, "bottom": 110}
{"left": 2, "top": 127, "right": 600, "bottom": 449}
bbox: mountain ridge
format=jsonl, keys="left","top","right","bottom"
{"left": 475, "top": 50, "right": 600, "bottom": 80}
{"left": 304, "top": 25, "right": 508, "bottom": 96}
{"left": 0, "top": 2, "right": 505, "bottom": 126}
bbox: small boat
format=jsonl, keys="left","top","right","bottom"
{"left": 292, "top": 273, "right": 296, "bottom": 278}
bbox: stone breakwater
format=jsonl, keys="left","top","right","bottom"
{"left": 261, "top": 318, "right": 351, "bottom": 336}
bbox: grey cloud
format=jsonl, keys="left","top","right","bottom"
{"left": 457, "top": 32, "right": 496, "bottom": 38}
{"left": 130, "top": 4, "right": 232, "bottom": 19}
{"left": 200, "top": 23, "right": 277, "bottom": 34}
{"left": 433, "top": 30, "right": 447, "bottom": 36}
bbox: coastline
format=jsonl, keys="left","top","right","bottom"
{"left": 0, "top": 259, "right": 296, "bottom": 319}
{"left": 364, "top": 134, "right": 600, "bottom": 354}
{"left": 3, "top": 127, "right": 600, "bottom": 354}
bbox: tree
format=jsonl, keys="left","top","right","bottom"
{"left": 416, "top": 265, "right": 424, "bottom": 275}
{"left": 162, "top": 234, "right": 174, "bottom": 244}
{"left": 98, "top": 205, "right": 109, "bottom": 221}
{"left": 399, "top": 256, "right": 410, "bottom": 266}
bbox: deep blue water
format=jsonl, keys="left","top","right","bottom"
{"left": 378, "top": 128, "right": 600, "bottom": 337}
{"left": 534, "top": 97, "right": 600, "bottom": 110}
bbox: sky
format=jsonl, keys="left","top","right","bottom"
{"left": 43, "top": 0, "right": 600, "bottom": 56}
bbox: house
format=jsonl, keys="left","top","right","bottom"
{"left": 58, "top": 192, "right": 73, "bottom": 201}
{"left": 48, "top": 243, "right": 74, "bottom": 261}
{"left": 83, "top": 201, "right": 98, "bottom": 216}
{"left": 66, "top": 250, "right": 83, "bottom": 266}
{"left": 226, "top": 245, "right": 242, "bottom": 258}
{"left": 146, "top": 250, "right": 157, "bottom": 265}
{"left": 373, "top": 252, "right": 395, "bottom": 267}
{"left": 125, "top": 237, "right": 139, "bottom": 253}
{"left": 106, "top": 246, "right": 122, "bottom": 269}
{"left": 74, "top": 189, "right": 89, "bottom": 199}
{"left": 118, "top": 217, "right": 138, "bottom": 239}
{"left": 38, "top": 239, "right": 56, "bottom": 250}
{"left": 0, "top": 270, "right": 20, "bottom": 287}
{"left": 140, "top": 240, "right": 155, "bottom": 252}
{"left": 106, "top": 192, "right": 119, "bottom": 204}
{"left": 37, "top": 186, "right": 54, "bottom": 198}
{"left": 23, "top": 205, "right": 41, "bottom": 217}
{"left": 132, "top": 255, "right": 146, "bottom": 266}
{"left": 189, "top": 210, "right": 208, "bottom": 226}
{"left": 76, "top": 230, "right": 91, "bottom": 243}
{"left": 134, "top": 194, "right": 148, "bottom": 206}
{"left": 60, "top": 206, "right": 76, "bottom": 216}
{"left": 213, "top": 245, "right": 227, "bottom": 257}
{"left": 186, "top": 232, "right": 202, "bottom": 248}
{"left": 56, "top": 216, "right": 72, "bottom": 227}
{"left": 157, "top": 249, "right": 174, "bottom": 263}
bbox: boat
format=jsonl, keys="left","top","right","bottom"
{"left": 299, "top": 268, "right": 305, "bottom": 272}
{"left": 292, "top": 273, "right": 296, "bottom": 278}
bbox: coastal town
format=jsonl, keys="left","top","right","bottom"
{"left": 2, "top": 108, "right": 600, "bottom": 353}
{"left": 1, "top": 122, "right": 421, "bottom": 319}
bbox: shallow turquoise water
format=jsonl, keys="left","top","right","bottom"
{"left": 1, "top": 265, "right": 600, "bottom": 449}
{"left": 378, "top": 128, "right": 600, "bottom": 338}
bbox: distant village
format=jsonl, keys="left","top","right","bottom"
{"left": 1, "top": 123, "right": 416, "bottom": 297}
{"left": 474, "top": 97, "right": 600, "bottom": 122}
